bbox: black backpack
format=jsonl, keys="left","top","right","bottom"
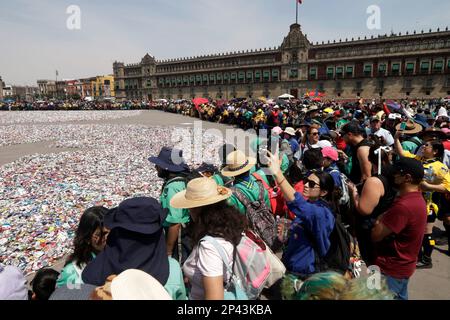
{"left": 305, "top": 215, "right": 353, "bottom": 275}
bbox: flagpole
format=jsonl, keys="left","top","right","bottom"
{"left": 296, "top": 0, "right": 298, "bottom": 24}
{"left": 55, "top": 70, "right": 58, "bottom": 100}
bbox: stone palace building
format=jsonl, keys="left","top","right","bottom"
{"left": 113, "top": 23, "right": 450, "bottom": 101}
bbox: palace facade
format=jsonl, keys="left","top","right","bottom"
{"left": 113, "top": 23, "right": 450, "bottom": 101}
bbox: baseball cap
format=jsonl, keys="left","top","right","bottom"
{"left": 321, "top": 147, "right": 339, "bottom": 161}
{"left": 393, "top": 157, "right": 424, "bottom": 181}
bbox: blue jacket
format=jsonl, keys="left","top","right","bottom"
{"left": 283, "top": 193, "right": 335, "bottom": 275}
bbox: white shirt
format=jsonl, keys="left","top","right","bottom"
{"left": 373, "top": 127, "right": 394, "bottom": 146}
{"left": 183, "top": 237, "right": 234, "bottom": 300}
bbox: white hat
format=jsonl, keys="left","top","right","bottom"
{"left": 111, "top": 269, "right": 172, "bottom": 300}
{"left": 436, "top": 106, "right": 448, "bottom": 120}
{"left": 284, "top": 127, "right": 296, "bottom": 136}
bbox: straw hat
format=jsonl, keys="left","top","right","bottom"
{"left": 395, "top": 120, "right": 423, "bottom": 134}
{"left": 170, "top": 177, "right": 232, "bottom": 209}
{"left": 221, "top": 150, "right": 257, "bottom": 177}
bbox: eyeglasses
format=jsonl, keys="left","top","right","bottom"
{"left": 310, "top": 132, "right": 319, "bottom": 136}
{"left": 303, "top": 178, "right": 320, "bottom": 189}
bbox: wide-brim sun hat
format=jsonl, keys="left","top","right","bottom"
{"left": 104, "top": 197, "right": 167, "bottom": 235}
{"left": 284, "top": 127, "right": 296, "bottom": 136}
{"left": 148, "top": 147, "right": 189, "bottom": 173}
{"left": 111, "top": 269, "right": 172, "bottom": 300}
{"left": 170, "top": 177, "right": 232, "bottom": 209}
{"left": 221, "top": 150, "right": 257, "bottom": 177}
{"left": 395, "top": 120, "right": 423, "bottom": 135}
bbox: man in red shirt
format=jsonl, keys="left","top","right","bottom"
{"left": 442, "top": 129, "right": 450, "bottom": 151}
{"left": 372, "top": 157, "right": 427, "bottom": 300}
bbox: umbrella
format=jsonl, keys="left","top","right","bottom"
{"left": 192, "top": 97, "right": 209, "bottom": 112}
{"left": 192, "top": 97, "right": 208, "bottom": 105}
{"left": 278, "top": 93, "right": 294, "bottom": 99}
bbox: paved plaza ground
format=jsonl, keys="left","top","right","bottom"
{"left": 1, "top": 110, "right": 449, "bottom": 300}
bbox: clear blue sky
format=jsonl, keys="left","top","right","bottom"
{"left": 1, "top": 0, "right": 449, "bottom": 85}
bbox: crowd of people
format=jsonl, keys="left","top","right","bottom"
{"left": 0, "top": 100, "right": 150, "bottom": 111}
{"left": 1, "top": 96, "right": 450, "bottom": 301}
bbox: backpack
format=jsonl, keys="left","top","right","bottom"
{"left": 306, "top": 215, "right": 352, "bottom": 275}
{"left": 232, "top": 181, "right": 277, "bottom": 248}
{"left": 252, "top": 172, "right": 287, "bottom": 218}
{"left": 329, "top": 169, "right": 351, "bottom": 208}
{"left": 234, "top": 230, "right": 271, "bottom": 299}
{"left": 200, "top": 236, "right": 249, "bottom": 300}
{"left": 201, "top": 230, "right": 271, "bottom": 300}
{"left": 405, "top": 136, "right": 422, "bottom": 154}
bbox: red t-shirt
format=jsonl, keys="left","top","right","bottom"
{"left": 374, "top": 191, "right": 427, "bottom": 279}
{"left": 443, "top": 140, "right": 450, "bottom": 151}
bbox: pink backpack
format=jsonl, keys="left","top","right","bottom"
{"left": 233, "top": 230, "right": 271, "bottom": 299}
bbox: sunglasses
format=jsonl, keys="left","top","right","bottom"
{"left": 310, "top": 132, "right": 319, "bottom": 136}
{"left": 303, "top": 178, "right": 320, "bottom": 189}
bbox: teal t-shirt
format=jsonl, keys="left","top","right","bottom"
{"left": 160, "top": 179, "right": 190, "bottom": 227}
{"left": 56, "top": 253, "right": 96, "bottom": 288}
